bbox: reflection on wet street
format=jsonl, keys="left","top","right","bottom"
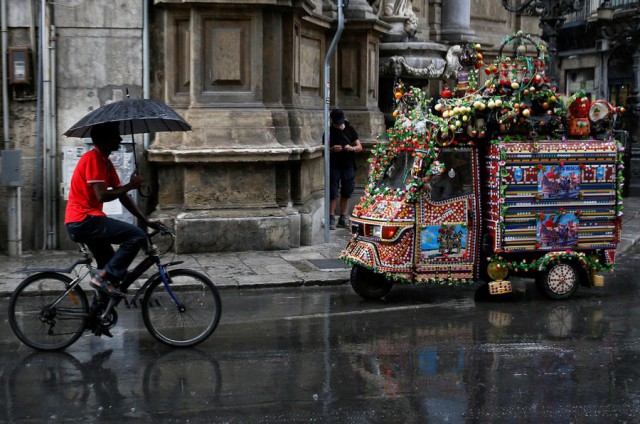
{"left": 3, "top": 247, "right": 640, "bottom": 422}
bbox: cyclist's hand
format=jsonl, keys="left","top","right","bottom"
{"left": 148, "top": 221, "right": 172, "bottom": 236}
{"left": 147, "top": 221, "right": 163, "bottom": 231}
{"left": 129, "top": 174, "right": 144, "bottom": 190}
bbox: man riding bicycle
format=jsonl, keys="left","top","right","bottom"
{"left": 64, "top": 121, "right": 160, "bottom": 298}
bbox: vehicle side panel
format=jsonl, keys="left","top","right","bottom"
{"left": 485, "top": 139, "right": 621, "bottom": 256}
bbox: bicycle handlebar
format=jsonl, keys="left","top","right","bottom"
{"left": 148, "top": 224, "right": 172, "bottom": 239}
{"left": 147, "top": 224, "right": 175, "bottom": 256}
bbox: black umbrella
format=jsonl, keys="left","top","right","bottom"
{"left": 63, "top": 97, "right": 191, "bottom": 138}
{"left": 64, "top": 96, "right": 191, "bottom": 197}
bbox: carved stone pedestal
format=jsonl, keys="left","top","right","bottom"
{"left": 146, "top": 1, "right": 386, "bottom": 252}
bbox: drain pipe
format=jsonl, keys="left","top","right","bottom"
{"left": 2, "top": 0, "right": 22, "bottom": 255}
{"left": 32, "top": 0, "right": 44, "bottom": 248}
{"left": 1, "top": 0, "right": 9, "bottom": 152}
{"left": 47, "top": 5, "right": 57, "bottom": 248}
{"left": 323, "top": 0, "right": 346, "bottom": 243}
{"left": 143, "top": 0, "right": 150, "bottom": 149}
{"left": 40, "top": 0, "right": 51, "bottom": 249}
{"left": 41, "top": 0, "right": 57, "bottom": 249}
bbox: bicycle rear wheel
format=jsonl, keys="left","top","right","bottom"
{"left": 8, "top": 272, "right": 89, "bottom": 351}
{"left": 142, "top": 269, "right": 221, "bottom": 347}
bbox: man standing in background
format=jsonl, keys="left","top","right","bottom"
{"left": 327, "top": 108, "right": 363, "bottom": 230}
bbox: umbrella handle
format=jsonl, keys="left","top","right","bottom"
{"left": 139, "top": 185, "right": 152, "bottom": 198}
{"left": 130, "top": 137, "right": 152, "bottom": 198}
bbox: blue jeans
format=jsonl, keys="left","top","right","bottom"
{"left": 66, "top": 215, "right": 147, "bottom": 282}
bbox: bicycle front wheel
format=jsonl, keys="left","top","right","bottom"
{"left": 142, "top": 269, "right": 221, "bottom": 347}
{"left": 8, "top": 272, "right": 89, "bottom": 351}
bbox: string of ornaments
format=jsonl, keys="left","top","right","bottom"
{"left": 360, "top": 31, "right": 625, "bottom": 208}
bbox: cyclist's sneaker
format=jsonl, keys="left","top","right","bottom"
{"left": 90, "top": 324, "right": 113, "bottom": 338}
{"left": 99, "top": 326, "right": 113, "bottom": 338}
{"left": 90, "top": 270, "right": 125, "bottom": 298}
{"left": 337, "top": 215, "right": 350, "bottom": 228}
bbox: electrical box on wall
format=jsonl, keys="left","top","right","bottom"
{"left": 9, "top": 47, "right": 31, "bottom": 85}
{"left": 1, "top": 149, "right": 23, "bottom": 187}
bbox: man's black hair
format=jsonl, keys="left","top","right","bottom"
{"left": 90, "top": 121, "right": 121, "bottom": 143}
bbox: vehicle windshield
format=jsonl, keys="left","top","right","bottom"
{"left": 429, "top": 148, "right": 474, "bottom": 201}
{"left": 375, "top": 151, "right": 417, "bottom": 190}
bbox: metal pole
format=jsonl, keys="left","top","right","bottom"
{"left": 143, "top": 0, "right": 150, "bottom": 150}
{"left": 48, "top": 8, "right": 58, "bottom": 249}
{"left": 1, "top": 0, "right": 8, "bottom": 152}
{"left": 541, "top": 17, "right": 564, "bottom": 88}
{"left": 34, "top": 0, "right": 44, "bottom": 249}
{"left": 41, "top": 0, "right": 52, "bottom": 249}
{"left": 323, "top": 0, "right": 345, "bottom": 242}
{"left": 2, "top": 0, "right": 22, "bottom": 255}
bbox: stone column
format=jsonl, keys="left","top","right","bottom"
{"left": 440, "top": 0, "right": 476, "bottom": 43}
{"left": 345, "top": 0, "right": 378, "bottom": 20}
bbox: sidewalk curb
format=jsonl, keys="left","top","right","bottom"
{"left": 1, "top": 198, "right": 639, "bottom": 297}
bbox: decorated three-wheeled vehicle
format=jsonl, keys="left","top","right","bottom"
{"left": 340, "top": 32, "right": 626, "bottom": 300}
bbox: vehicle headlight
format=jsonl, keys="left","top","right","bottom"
{"left": 381, "top": 226, "right": 399, "bottom": 240}
{"left": 371, "top": 225, "right": 399, "bottom": 240}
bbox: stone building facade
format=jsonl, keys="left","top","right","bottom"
{"left": 0, "top": 0, "right": 539, "bottom": 254}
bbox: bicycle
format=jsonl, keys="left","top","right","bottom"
{"left": 7, "top": 226, "right": 222, "bottom": 351}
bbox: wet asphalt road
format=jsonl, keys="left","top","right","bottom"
{"left": 2, "top": 248, "right": 640, "bottom": 423}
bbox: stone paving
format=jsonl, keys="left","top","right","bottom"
{"left": 0, "top": 226, "right": 353, "bottom": 297}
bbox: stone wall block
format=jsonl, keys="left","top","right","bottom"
{"left": 175, "top": 216, "right": 291, "bottom": 253}
{"left": 157, "top": 165, "right": 185, "bottom": 206}
{"left": 181, "top": 163, "right": 276, "bottom": 208}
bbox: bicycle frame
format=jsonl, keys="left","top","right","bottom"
{"left": 97, "top": 234, "right": 186, "bottom": 320}
{"left": 19, "top": 230, "right": 184, "bottom": 321}
{"left": 10, "top": 226, "right": 221, "bottom": 349}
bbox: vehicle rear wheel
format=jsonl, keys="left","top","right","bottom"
{"left": 536, "top": 261, "right": 581, "bottom": 300}
{"left": 350, "top": 265, "right": 393, "bottom": 300}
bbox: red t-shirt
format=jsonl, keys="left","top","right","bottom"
{"left": 64, "top": 148, "right": 121, "bottom": 224}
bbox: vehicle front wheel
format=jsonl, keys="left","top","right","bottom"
{"left": 536, "top": 261, "right": 582, "bottom": 300}
{"left": 350, "top": 265, "right": 393, "bottom": 300}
